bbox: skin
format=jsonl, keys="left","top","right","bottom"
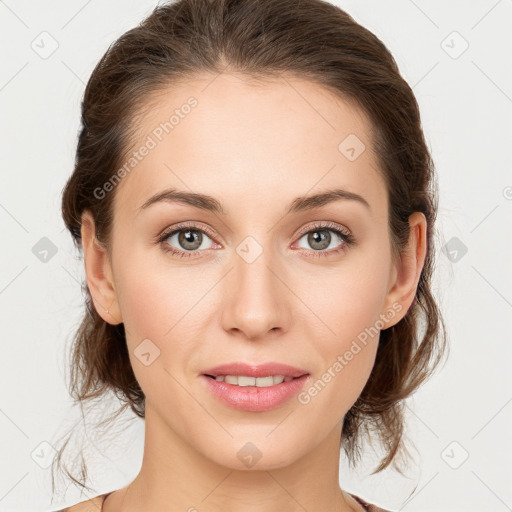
{"left": 80, "top": 72, "right": 427, "bottom": 512}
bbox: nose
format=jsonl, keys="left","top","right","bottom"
{"left": 220, "top": 247, "right": 291, "bottom": 341}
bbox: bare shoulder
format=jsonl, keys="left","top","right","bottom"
{"left": 53, "top": 491, "right": 394, "bottom": 512}
{"left": 348, "top": 492, "right": 395, "bottom": 512}
{"left": 367, "top": 505, "right": 394, "bottom": 512}
{"left": 50, "top": 493, "right": 109, "bottom": 512}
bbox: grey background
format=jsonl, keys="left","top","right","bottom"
{"left": 1, "top": 0, "right": 511, "bottom": 510}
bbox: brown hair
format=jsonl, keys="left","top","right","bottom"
{"left": 54, "top": 0, "right": 448, "bottom": 496}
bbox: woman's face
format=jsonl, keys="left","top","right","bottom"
{"left": 90, "top": 73, "right": 411, "bottom": 470}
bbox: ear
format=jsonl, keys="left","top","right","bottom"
{"left": 80, "top": 209, "right": 122, "bottom": 325}
{"left": 382, "top": 211, "right": 427, "bottom": 327}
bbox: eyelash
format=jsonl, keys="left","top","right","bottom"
{"left": 156, "top": 221, "right": 355, "bottom": 260}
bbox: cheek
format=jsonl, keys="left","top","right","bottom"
{"left": 113, "top": 241, "right": 206, "bottom": 339}
{"left": 112, "top": 248, "right": 212, "bottom": 383}
{"left": 115, "top": 269, "right": 169, "bottom": 340}
{"left": 307, "top": 246, "right": 392, "bottom": 346}
{"left": 299, "top": 288, "right": 382, "bottom": 424}
{"left": 299, "top": 246, "right": 392, "bottom": 410}
{"left": 343, "top": 235, "right": 393, "bottom": 324}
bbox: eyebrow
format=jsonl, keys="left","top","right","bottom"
{"left": 138, "top": 187, "right": 371, "bottom": 215}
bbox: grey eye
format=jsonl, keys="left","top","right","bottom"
{"left": 164, "top": 229, "right": 214, "bottom": 252}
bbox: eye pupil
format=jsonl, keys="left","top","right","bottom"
{"left": 179, "top": 229, "right": 202, "bottom": 250}
{"left": 308, "top": 230, "right": 330, "bottom": 250}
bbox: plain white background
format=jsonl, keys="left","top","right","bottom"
{"left": 1, "top": 1, "right": 511, "bottom": 511}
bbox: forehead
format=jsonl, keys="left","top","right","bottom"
{"left": 113, "top": 72, "right": 385, "bottom": 221}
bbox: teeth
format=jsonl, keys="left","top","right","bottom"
{"left": 214, "top": 375, "right": 295, "bottom": 387}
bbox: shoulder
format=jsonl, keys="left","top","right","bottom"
{"left": 52, "top": 491, "right": 394, "bottom": 512}
{"left": 49, "top": 492, "right": 110, "bottom": 512}
{"left": 348, "top": 492, "right": 395, "bottom": 512}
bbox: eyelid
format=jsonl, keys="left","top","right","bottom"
{"left": 294, "top": 220, "right": 351, "bottom": 239}
{"left": 156, "top": 221, "right": 219, "bottom": 243}
{"left": 157, "top": 220, "right": 351, "bottom": 243}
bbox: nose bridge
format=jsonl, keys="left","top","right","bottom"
{"left": 221, "top": 233, "right": 289, "bottom": 338}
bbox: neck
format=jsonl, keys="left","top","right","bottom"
{"left": 103, "top": 403, "right": 363, "bottom": 512}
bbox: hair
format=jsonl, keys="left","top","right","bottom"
{"left": 54, "top": 0, "right": 448, "bottom": 497}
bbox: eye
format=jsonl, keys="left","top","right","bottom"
{"left": 157, "top": 222, "right": 218, "bottom": 259}
{"left": 293, "top": 221, "right": 355, "bottom": 258}
{"left": 156, "top": 221, "right": 355, "bottom": 260}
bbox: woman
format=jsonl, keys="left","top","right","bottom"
{"left": 51, "top": 0, "right": 447, "bottom": 510}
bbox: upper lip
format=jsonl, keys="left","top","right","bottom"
{"left": 201, "top": 362, "right": 309, "bottom": 378}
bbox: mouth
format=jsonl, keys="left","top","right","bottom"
{"left": 200, "top": 372, "right": 310, "bottom": 412}
{"left": 200, "top": 361, "right": 310, "bottom": 380}
{"left": 202, "top": 374, "right": 305, "bottom": 386}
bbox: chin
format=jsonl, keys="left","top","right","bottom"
{"left": 198, "top": 432, "right": 308, "bottom": 471}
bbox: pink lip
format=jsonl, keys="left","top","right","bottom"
{"left": 200, "top": 374, "right": 310, "bottom": 412}
{"left": 201, "top": 362, "right": 309, "bottom": 378}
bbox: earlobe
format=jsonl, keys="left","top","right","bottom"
{"left": 80, "top": 210, "right": 122, "bottom": 325}
{"left": 382, "top": 212, "right": 427, "bottom": 327}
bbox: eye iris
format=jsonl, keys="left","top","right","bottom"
{"left": 308, "top": 230, "right": 331, "bottom": 250}
{"left": 179, "top": 229, "right": 202, "bottom": 250}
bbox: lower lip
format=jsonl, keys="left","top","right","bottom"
{"left": 200, "top": 374, "right": 310, "bottom": 412}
